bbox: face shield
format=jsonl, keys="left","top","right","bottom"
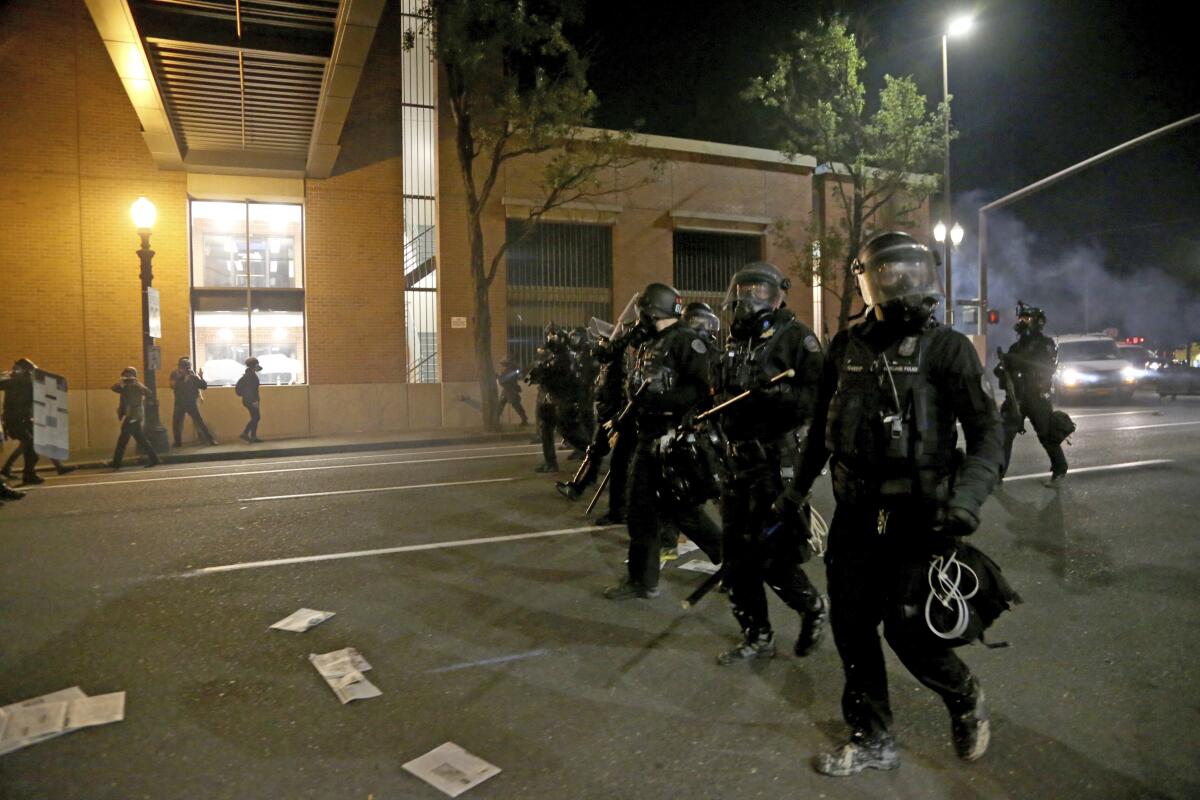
{"left": 587, "top": 316, "right": 615, "bottom": 342}
{"left": 855, "top": 257, "right": 943, "bottom": 309}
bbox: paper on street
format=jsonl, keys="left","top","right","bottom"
{"left": 0, "top": 702, "right": 68, "bottom": 755}
{"left": 309, "top": 649, "right": 380, "bottom": 703}
{"left": 309, "top": 648, "right": 371, "bottom": 677}
{"left": 271, "top": 608, "right": 335, "bottom": 632}
{"left": 678, "top": 559, "right": 720, "bottom": 575}
{"left": 66, "top": 692, "right": 126, "bottom": 730}
{"left": 328, "top": 671, "right": 382, "bottom": 704}
{"left": 1, "top": 686, "right": 87, "bottom": 716}
{"left": 403, "top": 742, "right": 501, "bottom": 798}
{"left": 676, "top": 540, "right": 699, "bottom": 556}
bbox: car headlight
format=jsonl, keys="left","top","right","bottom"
{"left": 1061, "top": 368, "right": 1082, "bottom": 387}
{"left": 1121, "top": 366, "right": 1140, "bottom": 384}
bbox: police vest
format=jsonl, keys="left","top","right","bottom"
{"left": 825, "top": 325, "right": 959, "bottom": 480}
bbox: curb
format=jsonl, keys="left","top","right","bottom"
{"left": 10, "top": 431, "right": 535, "bottom": 473}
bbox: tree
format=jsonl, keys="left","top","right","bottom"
{"left": 404, "top": 0, "right": 651, "bottom": 430}
{"left": 745, "top": 15, "right": 950, "bottom": 332}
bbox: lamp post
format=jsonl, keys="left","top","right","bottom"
{"left": 131, "top": 196, "right": 170, "bottom": 453}
{"left": 940, "top": 14, "right": 973, "bottom": 327}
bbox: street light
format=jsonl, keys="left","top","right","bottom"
{"left": 940, "top": 13, "right": 974, "bottom": 327}
{"left": 131, "top": 196, "right": 170, "bottom": 453}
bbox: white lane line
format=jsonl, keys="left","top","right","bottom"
{"left": 29, "top": 451, "right": 547, "bottom": 490}
{"left": 1072, "top": 410, "right": 1160, "bottom": 419}
{"left": 1005, "top": 459, "right": 1173, "bottom": 482}
{"left": 1114, "top": 420, "right": 1200, "bottom": 431}
{"left": 181, "top": 524, "right": 621, "bottom": 576}
{"left": 240, "top": 477, "right": 514, "bottom": 502}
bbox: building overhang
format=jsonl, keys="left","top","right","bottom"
{"left": 84, "top": 0, "right": 385, "bottom": 179}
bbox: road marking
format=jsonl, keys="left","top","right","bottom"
{"left": 239, "top": 477, "right": 515, "bottom": 502}
{"left": 1113, "top": 420, "right": 1200, "bottom": 431}
{"left": 29, "top": 451, "right": 547, "bottom": 490}
{"left": 1005, "top": 459, "right": 1173, "bottom": 482}
{"left": 1072, "top": 410, "right": 1160, "bottom": 419}
{"left": 428, "top": 649, "right": 551, "bottom": 673}
{"left": 180, "top": 524, "right": 620, "bottom": 576}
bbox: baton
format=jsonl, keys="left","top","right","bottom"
{"left": 585, "top": 470, "right": 611, "bottom": 515}
{"left": 695, "top": 369, "right": 795, "bottom": 421}
{"left": 680, "top": 565, "right": 726, "bottom": 610}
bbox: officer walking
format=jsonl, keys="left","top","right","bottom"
{"left": 527, "top": 326, "right": 590, "bottom": 473}
{"left": 495, "top": 357, "right": 529, "bottom": 427}
{"left": 111, "top": 366, "right": 161, "bottom": 469}
{"left": 794, "top": 232, "right": 1004, "bottom": 775}
{"left": 169, "top": 357, "right": 217, "bottom": 447}
{"left": 236, "top": 357, "right": 263, "bottom": 443}
{"left": 996, "top": 302, "right": 1068, "bottom": 484}
{"left": 604, "top": 282, "right": 722, "bottom": 601}
{"left": 712, "top": 263, "right": 828, "bottom": 666}
{"left": 0, "top": 358, "right": 41, "bottom": 484}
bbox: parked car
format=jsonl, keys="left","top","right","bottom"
{"left": 1116, "top": 343, "right": 1156, "bottom": 388}
{"left": 1053, "top": 334, "right": 1139, "bottom": 403}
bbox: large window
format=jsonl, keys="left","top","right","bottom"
{"left": 505, "top": 220, "right": 613, "bottom": 369}
{"left": 189, "top": 201, "right": 306, "bottom": 386}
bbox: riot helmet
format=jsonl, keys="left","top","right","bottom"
{"left": 178, "top": 357, "right": 192, "bottom": 369}
{"left": 1014, "top": 301, "right": 1046, "bottom": 336}
{"left": 121, "top": 366, "right": 138, "bottom": 379}
{"left": 722, "top": 261, "right": 789, "bottom": 333}
{"left": 544, "top": 322, "right": 567, "bottom": 350}
{"left": 852, "top": 231, "right": 943, "bottom": 327}
{"left": 636, "top": 282, "right": 684, "bottom": 324}
{"left": 245, "top": 357, "right": 262, "bottom": 371}
{"left": 567, "top": 326, "right": 591, "bottom": 351}
{"left": 682, "top": 301, "right": 721, "bottom": 337}
{"left": 12, "top": 357, "right": 37, "bottom": 373}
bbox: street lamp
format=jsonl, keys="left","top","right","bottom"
{"left": 940, "top": 13, "right": 974, "bottom": 327}
{"left": 131, "top": 196, "right": 170, "bottom": 453}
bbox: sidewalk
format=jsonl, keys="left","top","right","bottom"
{"left": 6, "top": 426, "right": 536, "bottom": 473}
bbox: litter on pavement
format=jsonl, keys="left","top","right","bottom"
{"left": 402, "top": 742, "right": 501, "bottom": 797}
{"left": 0, "top": 687, "right": 125, "bottom": 756}
{"left": 309, "top": 647, "right": 381, "bottom": 704}
{"left": 270, "top": 608, "right": 335, "bottom": 632}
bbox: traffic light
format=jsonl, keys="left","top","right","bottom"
{"left": 987, "top": 309, "right": 1000, "bottom": 325}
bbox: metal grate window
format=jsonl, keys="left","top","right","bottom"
{"left": 402, "top": 0, "right": 439, "bottom": 383}
{"left": 673, "top": 230, "right": 762, "bottom": 319}
{"left": 505, "top": 221, "right": 613, "bottom": 370}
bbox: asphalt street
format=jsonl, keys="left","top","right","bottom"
{"left": 1, "top": 395, "right": 1198, "bottom": 799}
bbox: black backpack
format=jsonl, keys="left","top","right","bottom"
{"left": 1047, "top": 410, "right": 1076, "bottom": 445}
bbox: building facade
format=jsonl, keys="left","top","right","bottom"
{"left": 0, "top": 0, "right": 928, "bottom": 455}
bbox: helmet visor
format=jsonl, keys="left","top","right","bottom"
{"left": 722, "top": 280, "right": 782, "bottom": 311}
{"left": 857, "top": 258, "right": 944, "bottom": 308}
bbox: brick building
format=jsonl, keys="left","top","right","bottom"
{"left": 0, "top": 0, "right": 929, "bottom": 454}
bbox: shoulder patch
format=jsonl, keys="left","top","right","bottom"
{"left": 803, "top": 334, "right": 821, "bottom": 353}
{"left": 691, "top": 338, "right": 708, "bottom": 355}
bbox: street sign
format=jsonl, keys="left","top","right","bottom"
{"left": 147, "top": 287, "right": 162, "bottom": 339}
{"left": 147, "top": 344, "right": 161, "bottom": 371}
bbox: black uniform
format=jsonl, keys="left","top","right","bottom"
{"left": 527, "top": 342, "right": 590, "bottom": 469}
{"left": 0, "top": 369, "right": 38, "bottom": 482}
{"left": 996, "top": 332, "right": 1067, "bottom": 477}
{"left": 170, "top": 367, "right": 216, "bottom": 446}
{"left": 621, "top": 321, "right": 722, "bottom": 591}
{"left": 796, "top": 315, "right": 1004, "bottom": 741}
{"left": 716, "top": 309, "right": 825, "bottom": 651}
{"left": 495, "top": 363, "right": 528, "bottom": 425}
{"left": 236, "top": 368, "right": 262, "bottom": 441}
{"left": 112, "top": 378, "right": 160, "bottom": 468}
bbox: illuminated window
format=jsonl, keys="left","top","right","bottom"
{"left": 189, "top": 201, "right": 306, "bottom": 385}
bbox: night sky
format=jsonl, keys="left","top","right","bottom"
{"left": 578, "top": 0, "right": 1199, "bottom": 343}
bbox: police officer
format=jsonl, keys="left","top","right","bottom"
{"left": 604, "top": 282, "right": 722, "bottom": 600}
{"left": 111, "top": 366, "right": 161, "bottom": 469}
{"left": 169, "top": 356, "right": 218, "bottom": 447}
{"left": 712, "top": 262, "right": 827, "bottom": 666}
{"left": 495, "top": 357, "right": 529, "bottom": 426}
{"left": 794, "top": 232, "right": 1004, "bottom": 775}
{"left": 527, "top": 325, "right": 590, "bottom": 473}
{"left": 567, "top": 326, "right": 599, "bottom": 441}
{"left": 682, "top": 301, "right": 722, "bottom": 350}
{"left": 996, "top": 302, "right": 1068, "bottom": 483}
{"left": 0, "top": 358, "right": 41, "bottom": 484}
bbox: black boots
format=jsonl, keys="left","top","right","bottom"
{"left": 716, "top": 630, "right": 776, "bottom": 666}
{"left": 949, "top": 678, "right": 990, "bottom": 761}
{"left": 794, "top": 594, "right": 829, "bottom": 657}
